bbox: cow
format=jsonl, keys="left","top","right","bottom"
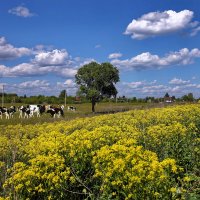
{"left": 47, "top": 106, "right": 64, "bottom": 118}
{"left": 39, "top": 105, "right": 46, "bottom": 115}
{"left": 0, "top": 107, "right": 6, "bottom": 119}
{"left": 29, "top": 105, "right": 46, "bottom": 117}
{"left": 0, "top": 107, "right": 10, "bottom": 119}
{"left": 67, "top": 106, "right": 76, "bottom": 111}
{"left": 19, "top": 105, "right": 31, "bottom": 118}
{"left": 7, "top": 106, "right": 16, "bottom": 118}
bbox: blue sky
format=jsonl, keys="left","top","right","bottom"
{"left": 1, "top": 0, "right": 200, "bottom": 98}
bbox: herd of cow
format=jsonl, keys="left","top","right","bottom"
{"left": 0, "top": 105, "right": 77, "bottom": 119}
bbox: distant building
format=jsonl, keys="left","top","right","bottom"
{"left": 164, "top": 96, "right": 172, "bottom": 103}
{"left": 74, "top": 96, "right": 81, "bottom": 103}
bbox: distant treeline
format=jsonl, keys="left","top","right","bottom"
{"left": 0, "top": 91, "right": 197, "bottom": 104}
{"left": 0, "top": 93, "right": 85, "bottom": 104}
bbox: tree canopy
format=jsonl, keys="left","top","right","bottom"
{"left": 75, "top": 62, "right": 120, "bottom": 112}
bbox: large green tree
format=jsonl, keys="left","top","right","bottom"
{"left": 75, "top": 62, "right": 120, "bottom": 112}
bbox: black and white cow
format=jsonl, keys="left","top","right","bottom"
{"left": 0, "top": 107, "right": 6, "bottom": 119}
{"left": 67, "top": 106, "right": 76, "bottom": 111}
{"left": 19, "top": 105, "right": 46, "bottom": 118}
{"left": 19, "top": 105, "right": 31, "bottom": 118}
{"left": 29, "top": 105, "right": 46, "bottom": 117}
{"left": 7, "top": 106, "right": 16, "bottom": 118}
{"left": 47, "top": 106, "right": 64, "bottom": 118}
{"left": 0, "top": 106, "right": 16, "bottom": 119}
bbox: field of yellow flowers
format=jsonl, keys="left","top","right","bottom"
{"left": 0, "top": 104, "right": 199, "bottom": 199}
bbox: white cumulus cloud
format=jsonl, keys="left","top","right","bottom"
{"left": 64, "top": 79, "right": 76, "bottom": 87}
{"left": 0, "top": 37, "right": 32, "bottom": 60}
{"left": 0, "top": 62, "right": 77, "bottom": 78}
{"left": 108, "top": 53, "right": 122, "bottom": 59}
{"left": 32, "top": 49, "right": 69, "bottom": 66}
{"left": 16, "top": 80, "right": 50, "bottom": 89}
{"left": 117, "top": 77, "right": 200, "bottom": 98}
{"left": 111, "top": 48, "right": 200, "bottom": 70}
{"left": 124, "top": 10, "right": 198, "bottom": 39}
{"left": 8, "top": 6, "right": 35, "bottom": 17}
{"left": 169, "top": 78, "right": 190, "bottom": 85}
{"left": 190, "top": 26, "right": 200, "bottom": 36}
{"left": 57, "top": 80, "right": 77, "bottom": 96}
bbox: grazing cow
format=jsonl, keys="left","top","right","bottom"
{"left": 0, "top": 107, "right": 3, "bottom": 119}
{"left": 39, "top": 105, "right": 46, "bottom": 115}
{"left": 7, "top": 106, "right": 16, "bottom": 118}
{"left": 67, "top": 106, "right": 76, "bottom": 111}
{"left": 47, "top": 106, "right": 64, "bottom": 118}
{"left": 0, "top": 107, "right": 5, "bottom": 119}
{"left": 0, "top": 107, "right": 10, "bottom": 119}
{"left": 19, "top": 106, "right": 31, "bottom": 118}
{"left": 29, "top": 105, "right": 46, "bottom": 117}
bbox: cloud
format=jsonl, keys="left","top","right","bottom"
{"left": 33, "top": 44, "right": 54, "bottom": 52}
{"left": 124, "top": 81, "right": 168, "bottom": 93}
{"left": 125, "top": 80, "right": 157, "bottom": 89}
{"left": 8, "top": 6, "right": 35, "bottom": 17}
{"left": 5, "top": 80, "right": 77, "bottom": 96}
{"left": 190, "top": 26, "right": 200, "bottom": 36}
{"left": 56, "top": 68, "right": 77, "bottom": 78}
{"left": 77, "top": 58, "right": 97, "bottom": 67}
{"left": 169, "top": 78, "right": 190, "bottom": 85}
{"left": 0, "top": 63, "right": 51, "bottom": 77}
{"left": 0, "top": 44, "right": 83, "bottom": 78}
{"left": 116, "top": 80, "right": 170, "bottom": 97}
{"left": 4, "top": 77, "right": 200, "bottom": 98}
{"left": 6, "top": 80, "right": 54, "bottom": 96}
{"left": 15, "top": 80, "right": 50, "bottom": 89}
{"left": 111, "top": 48, "right": 200, "bottom": 70}
{"left": 57, "top": 79, "right": 77, "bottom": 90}
{"left": 108, "top": 53, "right": 122, "bottom": 59}
{"left": 141, "top": 85, "right": 170, "bottom": 94}
{"left": 127, "top": 81, "right": 144, "bottom": 89}
{"left": 0, "top": 36, "right": 97, "bottom": 79}
{"left": 0, "top": 37, "right": 32, "bottom": 60}
{"left": 64, "top": 79, "right": 76, "bottom": 87}
{"left": 57, "top": 80, "right": 77, "bottom": 95}
{"left": 116, "top": 77, "right": 200, "bottom": 98}
{"left": 32, "top": 49, "right": 69, "bottom": 66}
{"left": 0, "top": 63, "right": 77, "bottom": 78}
{"left": 170, "top": 83, "right": 199, "bottom": 93}
{"left": 124, "top": 10, "right": 198, "bottom": 39}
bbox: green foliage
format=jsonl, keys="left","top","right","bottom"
{"left": 164, "top": 92, "right": 170, "bottom": 98}
{"left": 59, "top": 90, "right": 66, "bottom": 99}
{"left": 182, "top": 93, "right": 194, "bottom": 102}
{"left": 75, "top": 62, "right": 120, "bottom": 112}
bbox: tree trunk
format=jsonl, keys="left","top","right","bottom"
{"left": 92, "top": 99, "right": 96, "bottom": 113}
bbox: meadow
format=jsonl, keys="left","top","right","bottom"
{"left": 0, "top": 102, "right": 150, "bottom": 125}
{"left": 0, "top": 103, "right": 199, "bottom": 199}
